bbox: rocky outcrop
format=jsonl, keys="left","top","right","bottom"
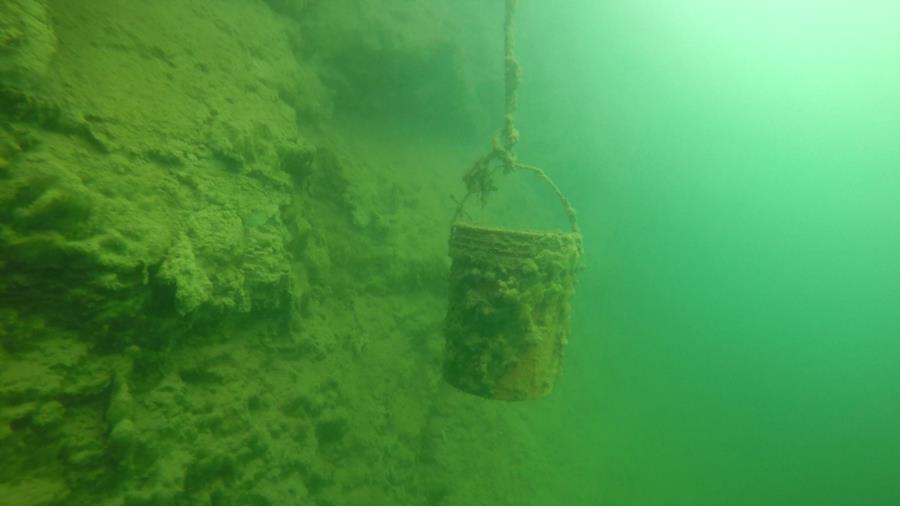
{"left": 0, "top": 2, "right": 541, "bottom": 505}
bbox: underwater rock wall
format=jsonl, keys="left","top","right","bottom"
{"left": 1, "top": 1, "right": 544, "bottom": 505}
{"left": 272, "top": 0, "right": 502, "bottom": 138}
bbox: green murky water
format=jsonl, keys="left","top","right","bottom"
{"left": 1, "top": 1, "right": 898, "bottom": 505}
{"left": 520, "top": 1, "right": 900, "bottom": 504}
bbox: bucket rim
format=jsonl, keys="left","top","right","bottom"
{"left": 450, "top": 221, "right": 582, "bottom": 240}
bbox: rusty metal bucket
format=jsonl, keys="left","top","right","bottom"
{"left": 443, "top": 221, "right": 582, "bottom": 400}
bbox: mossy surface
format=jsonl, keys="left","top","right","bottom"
{"left": 444, "top": 224, "right": 582, "bottom": 400}
{"left": 0, "top": 2, "right": 563, "bottom": 506}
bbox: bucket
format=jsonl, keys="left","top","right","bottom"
{"left": 443, "top": 221, "right": 582, "bottom": 400}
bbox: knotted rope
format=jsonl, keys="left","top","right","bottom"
{"left": 452, "top": 0, "right": 579, "bottom": 234}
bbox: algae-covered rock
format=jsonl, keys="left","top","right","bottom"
{"left": 157, "top": 234, "right": 213, "bottom": 316}
{"left": 108, "top": 418, "right": 138, "bottom": 463}
{"left": 0, "top": 1, "right": 552, "bottom": 505}
{"left": 0, "top": 0, "right": 56, "bottom": 87}
{"left": 0, "top": 478, "right": 70, "bottom": 506}
{"left": 32, "top": 400, "right": 65, "bottom": 429}
{"left": 287, "top": 0, "right": 500, "bottom": 137}
{"left": 156, "top": 205, "right": 293, "bottom": 316}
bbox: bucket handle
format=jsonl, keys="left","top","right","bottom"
{"left": 452, "top": 160, "right": 580, "bottom": 235}
{"left": 451, "top": 0, "right": 578, "bottom": 236}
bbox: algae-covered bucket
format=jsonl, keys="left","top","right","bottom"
{"left": 443, "top": 0, "right": 582, "bottom": 400}
{"left": 444, "top": 221, "right": 582, "bottom": 400}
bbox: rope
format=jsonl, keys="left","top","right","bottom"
{"left": 503, "top": 0, "right": 520, "bottom": 157}
{"left": 453, "top": 0, "right": 579, "bottom": 234}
